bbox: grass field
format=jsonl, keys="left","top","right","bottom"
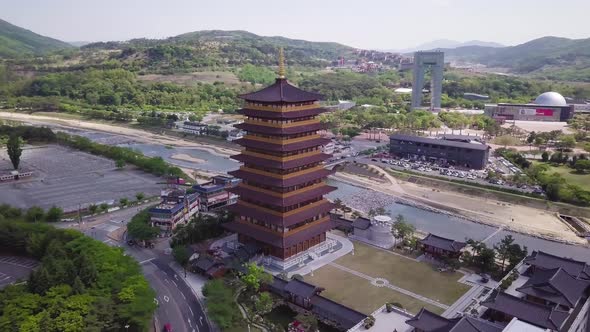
{"left": 338, "top": 242, "right": 470, "bottom": 305}
{"left": 305, "top": 264, "right": 445, "bottom": 315}
{"left": 533, "top": 161, "right": 590, "bottom": 191}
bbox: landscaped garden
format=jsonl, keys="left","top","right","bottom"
{"left": 305, "top": 264, "right": 445, "bottom": 315}
{"left": 305, "top": 242, "right": 472, "bottom": 316}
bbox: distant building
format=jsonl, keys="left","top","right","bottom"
{"left": 389, "top": 134, "right": 490, "bottom": 169}
{"left": 182, "top": 121, "right": 208, "bottom": 135}
{"left": 192, "top": 175, "right": 239, "bottom": 212}
{"left": 463, "top": 92, "right": 490, "bottom": 101}
{"left": 337, "top": 100, "right": 356, "bottom": 110}
{"left": 484, "top": 92, "right": 574, "bottom": 122}
{"left": 149, "top": 189, "right": 199, "bottom": 234}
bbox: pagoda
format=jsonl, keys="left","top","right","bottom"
{"left": 224, "top": 49, "right": 336, "bottom": 269}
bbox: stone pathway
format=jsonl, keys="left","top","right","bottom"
{"left": 328, "top": 262, "right": 449, "bottom": 310}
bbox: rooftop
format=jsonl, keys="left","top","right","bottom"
{"left": 516, "top": 267, "right": 590, "bottom": 308}
{"left": 390, "top": 134, "right": 489, "bottom": 151}
{"left": 239, "top": 78, "right": 323, "bottom": 103}
{"left": 405, "top": 308, "right": 459, "bottom": 331}
{"left": 524, "top": 250, "right": 590, "bottom": 280}
{"left": 481, "top": 291, "right": 569, "bottom": 330}
{"left": 420, "top": 233, "right": 467, "bottom": 253}
{"left": 352, "top": 217, "right": 371, "bottom": 230}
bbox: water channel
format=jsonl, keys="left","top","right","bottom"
{"left": 56, "top": 127, "right": 590, "bottom": 261}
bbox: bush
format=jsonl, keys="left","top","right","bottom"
{"left": 44, "top": 206, "right": 63, "bottom": 222}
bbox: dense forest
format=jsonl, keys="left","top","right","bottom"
{"left": 0, "top": 221, "right": 155, "bottom": 331}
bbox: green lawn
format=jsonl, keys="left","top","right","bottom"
{"left": 533, "top": 161, "right": 590, "bottom": 191}
{"left": 305, "top": 264, "right": 444, "bottom": 315}
{"left": 334, "top": 242, "right": 470, "bottom": 306}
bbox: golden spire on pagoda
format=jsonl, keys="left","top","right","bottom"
{"left": 278, "top": 47, "right": 286, "bottom": 79}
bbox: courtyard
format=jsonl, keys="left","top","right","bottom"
{"left": 305, "top": 241, "right": 470, "bottom": 315}
{"left": 0, "top": 145, "right": 162, "bottom": 211}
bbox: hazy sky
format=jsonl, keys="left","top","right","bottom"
{"left": 2, "top": 0, "right": 589, "bottom": 49}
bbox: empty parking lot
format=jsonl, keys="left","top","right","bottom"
{"left": 0, "top": 145, "right": 162, "bottom": 211}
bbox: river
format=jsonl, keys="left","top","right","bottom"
{"left": 54, "top": 127, "right": 590, "bottom": 262}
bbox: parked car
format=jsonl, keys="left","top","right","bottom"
{"left": 164, "top": 323, "right": 172, "bottom": 332}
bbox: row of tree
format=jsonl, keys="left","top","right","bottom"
{"left": 0, "top": 204, "right": 63, "bottom": 223}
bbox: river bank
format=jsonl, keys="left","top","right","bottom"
{"left": 0, "top": 111, "right": 239, "bottom": 157}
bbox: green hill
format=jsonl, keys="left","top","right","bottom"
{"left": 83, "top": 30, "right": 357, "bottom": 71}
{"left": 0, "top": 18, "right": 73, "bottom": 58}
{"left": 434, "top": 36, "right": 590, "bottom": 81}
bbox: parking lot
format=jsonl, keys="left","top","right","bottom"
{"left": 0, "top": 256, "right": 39, "bottom": 289}
{"left": 368, "top": 156, "right": 542, "bottom": 195}
{"left": 0, "top": 145, "right": 163, "bottom": 211}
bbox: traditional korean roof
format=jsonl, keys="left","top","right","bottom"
{"left": 516, "top": 267, "right": 590, "bottom": 308}
{"left": 524, "top": 251, "right": 590, "bottom": 280}
{"left": 284, "top": 279, "right": 322, "bottom": 298}
{"left": 227, "top": 199, "right": 334, "bottom": 227}
{"left": 480, "top": 291, "right": 569, "bottom": 330}
{"left": 352, "top": 217, "right": 371, "bottom": 230}
{"left": 310, "top": 295, "right": 367, "bottom": 329}
{"left": 406, "top": 308, "right": 460, "bottom": 331}
{"left": 448, "top": 317, "right": 503, "bottom": 332}
{"left": 420, "top": 233, "right": 466, "bottom": 253}
{"left": 234, "top": 137, "right": 331, "bottom": 152}
{"left": 228, "top": 184, "right": 336, "bottom": 208}
{"left": 239, "top": 78, "right": 323, "bottom": 103}
{"left": 237, "top": 107, "right": 327, "bottom": 119}
{"left": 235, "top": 122, "right": 323, "bottom": 135}
{"left": 230, "top": 152, "right": 330, "bottom": 170}
{"left": 190, "top": 255, "right": 217, "bottom": 272}
{"left": 222, "top": 217, "right": 334, "bottom": 249}
{"left": 228, "top": 168, "right": 333, "bottom": 189}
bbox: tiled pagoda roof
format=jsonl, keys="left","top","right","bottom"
{"left": 239, "top": 78, "right": 323, "bottom": 103}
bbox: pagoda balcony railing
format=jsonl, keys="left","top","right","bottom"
{"left": 234, "top": 215, "right": 330, "bottom": 237}
{"left": 241, "top": 149, "right": 321, "bottom": 162}
{"left": 237, "top": 198, "right": 329, "bottom": 218}
{"left": 244, "top": 102, "right": 319, "bottom": 112}
{"left": 238, "top": 165, "right": 324, "bottom": 180}
{"left": 242, "top": 134, "right": 321, "bottom": 145}
{"left": 243, "top": 118, "right": 319, "bottom": 128}
{"left": 237, "top": 182, "right": 326, "bottom": 198}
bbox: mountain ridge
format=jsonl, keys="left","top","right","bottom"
{"left": 0, "top": 18, "right": 73, "bottom": 57}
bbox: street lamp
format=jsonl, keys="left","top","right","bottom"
{"left": 124, "top": 324, "right": 130, "bottom": 331}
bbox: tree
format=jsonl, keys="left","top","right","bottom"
{"left": 240, "top": 263, "right": 272, "bottom": 292}
{"left": 127, "top": 210, "right": 160, "bottom": 242}
{"left": 375, "top": 207, "right": 387, "bottom": 215}
{"left": 574, "top": 160, "right": 590, "bottom": 173}
{"left": 541, "top": 151, "right": 550, "bottom": 162}
{"left": 99, "top": 203, "right": 109, "bottom": 212}
{"left": 44, "top": 206, "right": 63, "bottom": 223}
{"left": 294, "top": 312, "right": 318, "bottom": 332}
{"left": 135, "top": 192, "right": 145, "bottom": 201}
{"left": 119, "top": 197, "right": 129, "bottom": 207}
{"left": 26, "top": 206, "right": 45, "bottom": 223}
{"left": 115, "top": 159, "right": 125, "bottom": 169}
{"left": 88, "top": 204, "right": 98, "bottom": 214}
{"left": 392, "top": 215, "right": 415, "bottom": 246}
{"left": 172, "top": 245, "right": 191, "bottom": 267}
{"left": 7, "top": 134, "right": 23, "bottom": 170}
{"left": 254, "top": 292, "right": 273, "bottom": 315}
{"left": 557, "top": 134, "right": 576, "bottom": 150}
{"left": 494, "top": 235, "right": 514, "bottom": 273}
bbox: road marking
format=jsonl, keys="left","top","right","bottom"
{"left": 188, "top": 319, "right": 192, "bottom": 327}
{"left": 153, "top": 298, "right": 159, "bottom": 305}
{"left": 172, "top": 280, "right": 178, "bottom": 287}
{"left": 164, "top": 278, "right": 170, "bottom": 283}
{"left": 482, "top": 226, "right": 504, "bottom": 243}
{"left": 181, "top": 292, "right": 186, "bottom": 299}
{"left": 174, "top": 274, "right": 179, "bottom": 280}
{"left": 139, "top": 258, "right": 155, "bottom": 264}
{"left": 199, "top": 316, "right": 203, "bottom": 325}
{"left": 163, "top": 295, "right": 169, "bottom": 302}
{"left": 189, "top": 307, "right": 193, "bottom": 315}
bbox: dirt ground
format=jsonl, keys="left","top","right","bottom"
{"left": 137, "top": 71, "right": 245, "bottom": 86}
{"left": 333, "top": 168, "right": 584, "bottom": 244}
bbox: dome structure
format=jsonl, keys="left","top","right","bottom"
{"left": 534, "top": 92, "right": 567, "bottom": 106}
